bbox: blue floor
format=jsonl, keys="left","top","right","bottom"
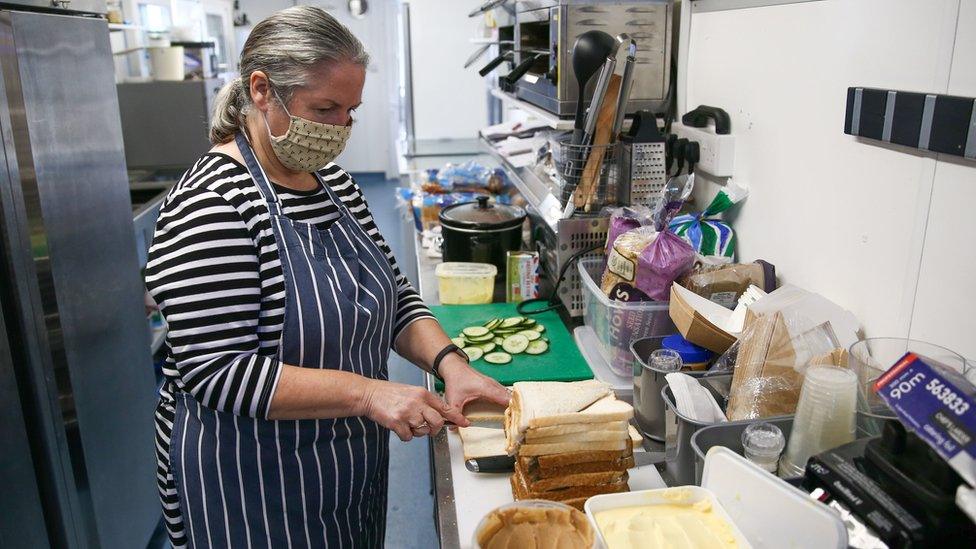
{"left": 354, "top": 173, "right": 439, "bottom": 549}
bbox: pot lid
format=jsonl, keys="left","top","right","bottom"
{"left": 439, "top": 196, "right": 526, "bottom": 230}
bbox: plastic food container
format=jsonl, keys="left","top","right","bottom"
{"left": 473, "top": 500, "right": 594, "bottom": 549}
{"left": 631, "top": 336, "right": 721, "bottom": 442}
{"left": 661, "top": 374, "right": 733, "bottom": 486}
{"left": 691, "top": 417, "right": 795, "bottom": 485}
{"left": 584, "top": 486, "right": 752, "bottom": 549}
{"left": 578, "top": 257, "right": 674, "bottom": 378}
{"left": 435, "top": 262, "right": 497, "bottom": 305}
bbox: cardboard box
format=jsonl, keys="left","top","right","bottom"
{"left": 669, "top": 285, "right": 738, "bottom": 354}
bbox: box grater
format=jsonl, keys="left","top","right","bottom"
{"left": 618, "top": 110, "right": 667, "bottom": 207}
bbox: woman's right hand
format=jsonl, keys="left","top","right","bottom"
{"left": 360, "top": 379, "right": 469, "bottom": 441}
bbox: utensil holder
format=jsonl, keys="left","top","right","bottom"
{"left": 552, "top": 136, "right": 620, "bottom": 212}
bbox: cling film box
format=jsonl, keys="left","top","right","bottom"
{"left": 506, "top": 251, "right": 539, "bottom": 303}
{"left": 875, "top": 352, "right": 976, "bottom": 486}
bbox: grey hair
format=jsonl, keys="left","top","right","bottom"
{"left": 209, "top": 6, "right": 370, "bottom": 144}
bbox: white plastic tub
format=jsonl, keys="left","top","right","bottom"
{"left": 577, "top": 257, "right": 675, "bottom": 377}
{"left": 435, "top": 262, "right": 497, "bottom": 305}
{"left": 585, "top": 485, "right": 751, "bottom": 549}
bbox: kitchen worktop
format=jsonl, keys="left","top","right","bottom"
{"left": 403, "top": 217, "right": 667, "bottom": 548}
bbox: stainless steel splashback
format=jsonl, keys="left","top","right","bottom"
{"left": 0, "top": 9, "right": 158, "bottom": 548}
{"left": 1, "top": 0, "right": 107, "bottom": 14}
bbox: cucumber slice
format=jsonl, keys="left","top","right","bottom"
{"left": 450, "top": 337, "right": 466, "bottom": 348}
{"left": 484, "top": 318, "right": 502, "bottom": 330}
{"left": 517, "top": 329, "right": 541, "bottom": 341}
{"left": 525, "top": 340, "right": 549, "bottom": 355}
{"left": 464, "top": 333, "right": 495, "bottom": 344}
{"left": 533, "top": 324, "right": 546, "bottom": 333}
{"left": 519, "top": 319, "right": 537, "bottom": 327}
{"left": 500, "top": 317, "right": 525, "bottom": 328}
{"left": 462, "top": 326, "right": 490, "bottom": 338}
{"left": 493, "top": 337, "right": 504, "bottom": 345}
{"left": 463, "top": 347, "right": 484, "bottom": 361}
{"left": 478, "top": 342, "right": 496, "bottom": 353}
{"left": 484, "top": 352, "right": 512, "bottom": 365}
{"left": 502, "top": 334, "right": 530, "bottom": 354}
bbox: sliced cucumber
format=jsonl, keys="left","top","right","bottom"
{"left": 517, "top": 329, "right": 542, "bottom": 341}
{"left": 519, "top": 319, "right": 537, "bottom": 327}
{"left": 450, "top": 337, "right": 466, "bottom": 348}
{"left": 533, "top": 324, "right": 546, "bottom": 333}
{"left": 463, "top": 347, "right": 484, "bottom": 361}
{"left": 478, "top": 342, "right": 496, "bottom": 353}
{"left": 464, "top": 333, "right": 495, "bottom": 343}
{"left": 493, "top": 337, "right": 505, "bottom": 345}
{"left": 502, "top": 334, "right": 530, "bottom": 354}
{"left": 484, "top": 351, "right": 512, "bottom": 365}
{"left": 525, "top": 340, "right": 549, "bottom": 355}
{"left": 462, "top": 326, "right": 490, "bottom": 338}
{"left": 500, "top": 317, "right": 525, "bottom": 329}
{"left": 484, "top": 318, "right": 502, "bottom": 330}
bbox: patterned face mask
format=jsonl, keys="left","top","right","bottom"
{"left": 265, "top": 91, "right": 351, "bottom": 172}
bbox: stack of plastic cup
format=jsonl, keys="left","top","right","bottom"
{"left": 779, "top": 366, "right": 858, "bottom": 478}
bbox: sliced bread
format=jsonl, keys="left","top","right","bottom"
{"left": 458, "top": 426, "right": 507, "bottom": 461}
{"left": 523, "top": 421, "right": 629, "bottom": 441}
{"left": 511, "top": 467, "right": 629, "bottom": 501}
{"left": 520, "top": 440, "right": 634, "bottom": 470}
{"left": 514, "top": 464, "right": 629, "bottom": 493}
{"left": 517, "top": 438, "right": 630, "bottom": 457}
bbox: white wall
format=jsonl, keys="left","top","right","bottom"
{"left": 405, "top": 0, "right": 489, "bottom": 141}
{"left": 682, "top": 0, "right": 975, "bottom": 360}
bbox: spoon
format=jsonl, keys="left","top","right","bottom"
{"left": 571, "top": 30, "right": 616, "bottom": 145}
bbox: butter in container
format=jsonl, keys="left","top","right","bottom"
{"left": 585, "top": 487, "right": 751, "bottom": 549}
{"left": 435, "top": 262, "right": 497, "bottom": 305}
{"left": 505, "top": 251, "right": 539, "bottom": 303}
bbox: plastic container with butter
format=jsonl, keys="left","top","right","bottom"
{"left": 585, "top": 486, "right": 751, "bottom": 549}
{"left": 435, "top": 262, "right": 497, "bottom": 305}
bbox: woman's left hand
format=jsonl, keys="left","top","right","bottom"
{"left": 440, "top": 354, "right": 510, "bottom": 411}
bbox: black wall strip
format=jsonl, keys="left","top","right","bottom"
{"left": 844, "top": 86, "right": 976, "bottom": 160}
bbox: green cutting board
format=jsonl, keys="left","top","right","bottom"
{"left": 431, "top": 303, "right": 593, "bottom": 390}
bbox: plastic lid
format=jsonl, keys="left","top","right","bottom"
{"left": 647, "top": 349, "right": 683, "bottom": 373}
{"left": 439, "top": 196, "right": 526, "bottom": 230}
{"left": 435, "top": 262, "right": 498, "bottom": 278}
{"left": 662, "top": 334, "right": 713, "bottom": 364}
{"left": 741, "top": 422, "right": 786, "bottom": 457}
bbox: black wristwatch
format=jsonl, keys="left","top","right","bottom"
{"left": 431, "top": 343, "right": 468, "bottom": 380}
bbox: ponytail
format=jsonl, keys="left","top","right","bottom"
{"left": 209, "top": 78, "right": 246, "bottom": 144}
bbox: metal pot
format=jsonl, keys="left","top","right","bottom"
{"left": 439, "top": 196, "right": 526, "bottom": 273}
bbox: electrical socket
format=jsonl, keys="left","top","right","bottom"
{"left": 671, "top": 121, "right": 735, "bottom": 177}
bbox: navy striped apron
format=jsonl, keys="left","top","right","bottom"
{"left": 169, "top": 132, "right": 395, "bottom": 548}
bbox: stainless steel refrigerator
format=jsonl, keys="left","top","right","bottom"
{"left": 0, "top": 1, "right": 159, "bottom": 547}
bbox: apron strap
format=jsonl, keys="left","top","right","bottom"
{"left": 235, "top": 132, "right": 283, "bottom": 216}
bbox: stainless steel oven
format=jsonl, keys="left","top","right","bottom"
{"left": 513, "top": 0, "right": 672, "bottom": 117}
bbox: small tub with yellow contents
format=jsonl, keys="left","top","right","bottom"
{"left": 584, "top": 486, "right": 751, "bottom": 549}
{"left": 435, "top": 262, "right": 497, "bottom": 305}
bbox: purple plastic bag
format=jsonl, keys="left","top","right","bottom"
{"left": 604, "top": 206, "right": 655, "bottom": 256}
{"left": 604, "top": 227, "right": 696, "bottom": 302}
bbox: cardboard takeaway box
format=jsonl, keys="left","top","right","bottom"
{"left": 668, "top": 284, "right": 740, "bottom": 354}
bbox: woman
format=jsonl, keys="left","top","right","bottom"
{"left": 147, "top": 7, "right": 509, "bottom": 548}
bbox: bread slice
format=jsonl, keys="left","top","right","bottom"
{"left": 517, "top": 438, "right": 629, "bottom": 457}
{"left": 527, "top": 456, "right": 636, "bottom": 479}
{"left": 515, "top": 464, "right": 629, "bottom": 493}
{"left": 458, "top": 426, "right": 507, "bottom": 461}
{"left": 525, "top": 395, "right": 634, "bottom": 429}
{"left": 524, "top": 421, "right": 629, "bottom": 441}
{"left": 520, "top": 441, "right": 634, "bottom": 470}
{"left": 511, "top": 467, "right": 629, "bottom": 502}
{"left": 463, "top": 400, "right": 506, "bottom": 425}
{"left": 629, "top": 425, "right": 644, "bottom": 446}
{"left": 526, "top": 430, "right": 630, "bottom": 444}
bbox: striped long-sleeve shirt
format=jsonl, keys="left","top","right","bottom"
{"left": 148, "top": 152, "right": 431, "bottom": 416}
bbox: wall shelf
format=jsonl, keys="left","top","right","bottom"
{"left": 490, "top": 88, "right": 575, "bottom": 130}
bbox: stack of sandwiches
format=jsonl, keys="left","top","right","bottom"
{"left": 504, "top": 380, "right": 637, "bottom": 510}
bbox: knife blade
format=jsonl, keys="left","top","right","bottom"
{"left": 466, "top": 455, "right": 516, "bottom": 473}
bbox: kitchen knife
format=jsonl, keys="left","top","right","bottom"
{"left": 465, "top": 455, "right": 516, "bottom": 473}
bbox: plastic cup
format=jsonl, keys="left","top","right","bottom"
{"left": 741, "top": 422, "right": 786, "bottom": 474}
{"left": 649, "top": 348, "right": 683, "bottom": 373}
{"left": 779, "top": 366, "right": 857, "bottom": 478}
{"left": 849, "top": 338, "right": 967, "bottom": 436}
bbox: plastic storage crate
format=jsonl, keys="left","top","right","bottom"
{"left": 577, "top": 257, "right": 675, "bottom": 378}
